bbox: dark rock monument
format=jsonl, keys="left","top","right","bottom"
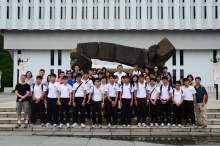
{"left": 70, "top": 38, "right": 176, "bottom": 71}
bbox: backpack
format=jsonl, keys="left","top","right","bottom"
{"left": 32, "top": 83, "right": 44, "bottom": 94}
{"left": 173, "top": 89, "right": 183, "bottom": 96}
{"left": 121, "top": 83, "right": 133, "bottom": 94}
{"left": 136, "top": 82, "right": 148, "bottom": 91}
{"left": 160, "top": 85, "right": 171, "bottom": 95}
{"left": 195, "top": 85, "right": 208, "bottom": 103}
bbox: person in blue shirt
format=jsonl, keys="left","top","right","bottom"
{"left": 66, "top": 70, "right": 76, "bottom": 87}
{"left": 194, "top": 77, "right": 207, "bottom": 128}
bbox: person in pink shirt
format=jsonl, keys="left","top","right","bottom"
{"left": 56, "top": 71, "right": 65, "bottom": 84}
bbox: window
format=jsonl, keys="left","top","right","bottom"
{"left": 82, "top": 7, "right": 84, "bottom": 19}
{"left": 29, "top": 0, "right": 31, "bottom": 2}
{"left": 18, "top": 6, "right": 20, "bottom": 19}
{"left": 104, "top": 7, "right": 105, "bottom": 19}
{"left": 172, "top": 53, "right": 176, "bottom": 66}
{"left": 61, "top": 0, "right": 63, "bottom": 3}
{"left": 182, "top": 7, "right": 185, "bottom": 19}
{"left": 50, "top": 69, "right": 54, "bottom": 74}
{"left": 147, "top": 7, "right": 148, "bottom": 19}
{"left": 17, "top": 50, "right": 22, "bottom": 65}
{"left": 114, "top": 7, "right": 116, "bottom": 19}
{"left": 18, "top": 0, "right": 20, "bottom": 2}
{"left": 140, "top": 7, "right": 141, "bottom": 19}
{"left": 180, "top": 50, "right": 184, "bottom": 66}
{"left": 136, "top": 7, "right": 138, "bottom": 19}
{"left": 86, "top": 7, "right": 87, "bottom": 19}
{"left": 97, "top": 7, "right": 98, "bottom": 19}
{"left": 193, "top": 6, "right": 196, "bottom": 19}
{"left": 50, "top": 50, "right": 54, "bottom": 66}
{"left": 58, "top": 50, "right": 62, "bottom": 65}
{"left": 75, "top": 7, "right": 77, "bottom": 19}
{"left": 150, "top": 6, "right": 152, "bottom": 19}
{"left": 17, "top": 69, "right": 19, "bottom": 84}
{"left": 215, "top": 6, "right": 218, "bottom": 19}
{"left": 193, "top": 0, "right": 195, "bottom": 2}
{"left": 93, "top": 7, "right": 95, "bottom": 19}
{"left": 51, "top": 0, "right": 53, "bottom": 3}
{"left": 50, "top": 7, "right": 52, "bottom": 19}
{"left": 107, "top": 7, "right": 109, "bottom": 19}
{"left": 161, "top": 7, "right": 163, "bottom": 19}
{"left": 129, "top": 6, "right": 130, "bottom": 19}
{"left": 39, "top": 0, "right": 41, "bottom": 2}
{"left": 204, "top": 6, "right": 206, "bottom": 19}
{"left": 71, "top": 7, "right": 73, "bottom": 19}
{"left": 7, "top": 6, "right": 9, "bottom": 19}
{"left": 39, "top": 7, "right": 41, "bottom": 19}
{"left": 180, "top": 69, "right": 184, "bottom": 79}
{"left": 125, "top": 7, "right": 127, "bottom": 19}
{"left": 172, "top": 6, "right": 174, "bottom": 19}
{"left": 58, "top": 69, "right": 61, "bottom": 76}
{"left": 118, "top": 7, "right": 120, "bottom": 19}
{"left": 204, "top": 0, "right": 206, "bottom": 2}
{"left": 7, "top": 0, "right": 9, "bottom": 2}
{"left": 61, "top": 7, "right": 63, "bottom": 19}
{"left": 173, "top": 70, "right": 176, "bottom": 85}
{"left": 28, "top": 7, "right": 31, "bottom": 19}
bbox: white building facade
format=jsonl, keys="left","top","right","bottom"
{"left": 0, "top": 0, "right": 220, "bottom": 88}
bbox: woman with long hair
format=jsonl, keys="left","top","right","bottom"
{"left": 145, "top": 68, "right": 150, "bottom": 76}
{"left": 131, "top": 75, "right": 138, "bottom": 119}
{"left": 105, "top": 70, "right": 111, "bottom": 83}
{"left": 153, "top": 66, "right": 160, "bottom": 78}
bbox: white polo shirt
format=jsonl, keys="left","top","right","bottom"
{"left": 132, "top": 70, "right": 141, "bottom": 76}
{"left": 120, "top": 83, "right": 134, "bottom": 99}
{"left": 31, "top": 84, "right": 47, "bottom": 99}
{"left": 147, "top": 86, "right": 158, "bottom": 100}
{"left": 90, "top": 86, "right": 105, "bottom": 102}
{"left": 105, "top": 83, "right": 120, "bottom": 97}
{"left": 58, "top": 84, "right": 72, "bottom": 98}
{"left": 82, "top": 78, "right": 94, "bottom": 94}
{"left": 134, "top": 82, "right": 148, "bottom": 98}
{"left": 72, "top": 82, "right": 87, "bottom": 97}
{"left": 173, "top": 89, "right": 183, "bottom": 104}
{"left": 114, "top": 71, "right": 126, "bottom": 85}
{"left": 158, "top": 85, "right": 173, "bottom": 100}
{"left": 33, "top": 77, "right": 48, "bottom": 87}
{"left": 183, "top": 85, "right": 196, "bottom": 101}
{"left": 47, "top": 82, "right": 60, "bottom": 98}
{"left": 155, "top": 81, "right": 163, "bottom": 87}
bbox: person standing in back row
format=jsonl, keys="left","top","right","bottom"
{"left": 182, "top": 78, "right": 197, "bottom": 128}
{"left": 114, "top": 65, "right": 126, "bottom": 86}
{"left": 15, "top": 74, "right": 30, "bottom": 128}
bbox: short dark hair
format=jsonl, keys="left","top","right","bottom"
{"left": 150, "top": 78, "right": 156, "bottom": 82}
{"left": 149, "top": 72, "right": 154, "bottom": 75}
{"left": 109, "top": 75, "right": 116, "bottom": 79}
{"left": 138, "top": 74, "right": 144, "bottom": 78}
{"left": 50, "top": 73, "right": 56, "bottom": 78}
{"left": 60, "top": 71, "right": 65, "bottom": 74}
{"left": 162, "top": 66, "right": 168, "bottom": 70}
{"left": 95, "top": 78, "right": 101, "bottom": 82}
{"left": 39, "top": 69, "right": 45, "bottom": 73}
{"left": 102, "top": 67, "right": 106, "bottom": 70}
{"left": 124, "top": 75, "right": 130, "bottom": 79}
{"left": 89, "top": 68, "right": 94, "bottom": 72}
{"left": 183, "top": 78, "right": 189, "bottom": 82}
{"left": 98, "top": 72, "right": 103, "bottom": 75}
{"left": 117, "top": 65, "right": 123, "bottom": 69}
{"left": 84, "top": 71, "right": 89, "bottom": 75}
{"left": 195, "top": 77, "right": 201, "bottom": 81}
{"left": 66, "top": 70, "right": 72, "bottom": 74}
{"left": 63, "top": 76, "right": 68, "bottom": 79}
{"left": 25, "top": 71, "right": 33, "bottom": 78}
{"left": 133, "top": 63, "right": 138, "bottom": 67}
{"left": 36, "top": 75, "right": 42, "bottom": 80}
{"left": 175, "top": 81, "right": 181, "bottom": 85}
{"left": 155, "top": 75, "right": 161, "bottom": 79}
{"left": 162, "top": 76, "right": 168, "bottom": 80}
{"left": 187, "top": 74, "right": 194, "bottom": 80}
{"left": 75, "top": 73, "right": 82, "bottom": 78}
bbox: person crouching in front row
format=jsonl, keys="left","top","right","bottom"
{"left": 87, "top": 78, "right": 105, "bottom": 128}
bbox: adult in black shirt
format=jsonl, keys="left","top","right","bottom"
{"left": 15, "top": 74, "right": 30, "bottom": 128}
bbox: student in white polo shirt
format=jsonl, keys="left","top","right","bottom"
{"left": 172, "top": 81, "right": 184, "bottom": 128}
{"left": 45, "top": 73, "right": 60, "bottom": 127}
{"left": 72, "top": 74, "right": 87, "bottom": 128}
{"left": 105, "top": 75, "right": 120, "bottom": 128}
{"left": 88, "top": 78, "right": 105, "bottom": 128}
{"left": 82, "top": 71, "right": 94, "bottom": 121}
{"left": 182, "top": 78, "right": 197, "bottom": 128}
{"left": 158, "top": 76, "right": 173, "bottom": 127}
{"left": 147, "top": 78, "right": 159, "bottom": 127}
{"left": 114, "top": 65, "right": 126, "bottom": 86}
{"left": 57, "top": 76, "right": 72, "bottom": 129}
{"left": 134, "top": 74, "right": 148, "bottom": 127}
{"left": 120, "top": 75, "right": 134, "bottom": 128}
{"left": 30, "top": 75, "right": 46, "bottom": 127}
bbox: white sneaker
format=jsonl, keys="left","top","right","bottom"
{"left": 155, "top": 123, "right": 158, "bottom": 127}
{"left": 72, "top": 123, "right": 78, "bottom": 128}
{"left": 185, "top": 123, "right": 190, "bottom": 127}
{"left": 53, "top": 124, "right": 57, "bottom": 127}
{"left": 81, "top": 123, "right": 85, "bottom": 128}
{"left": 41, "top": 123, "right": 45, "bottom": 127}
{"left": 178, "top": 124, "right": 182, "bottom": 128}
{"left": 122, "top": 124, "right": 126, "bottom": 128}
{"left": 98, "top": 124, "right": 102, "bottom": 128}
{"left": 167, "top": 123, "right": 171, "bottom": 127}
{"left": 161, "top": 123, "right": 164, "bottom": 127}
{"left": 127, "top": 124, "right": 131, "bottom": 128}
{"left": 58, "top": 123, "right": 63, "bottom": 129}
{"left": 66, "top": 123, "right": 70, "bottom": 128}
{"left": 45, "top": 123, "right": 51, "bottom": 127}
{"left": 172, "top": 124, "right": 175, "bottom": 127}
{"left": 137, "top": 123, "right": 141, "bottom": 127}
{"left": 113, "top": 125, "right": 117, "bottom": 128}
{"left": 142, "top": 123, "right": 147, "bottom": 127}
{"left": 192, "top": 124, "right": 198, "bottom": 129}
{"left": 92, "top": 124, "right": 96, "bottom": 128}
{"left": 107, "top": 123, "right": 111, "bottom": 128}
{"left": 150, "top": 123, "right": 154, "bottom": 127}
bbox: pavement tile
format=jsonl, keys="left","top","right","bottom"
{"left": 112, "top": 132, "right": 131, "bottom": 136}
{"left": 73, "top": 132, "right": 92, "bottom": 136}
{"left": 92, "top": 132, "right": 111, "bottom": 136}
{"left": 34, "top": 132, "right": 54, "bottom": 136}
{"left": 150, "top": 132, "right": 170, "bottom": 136}
{"left": 40, "top": 137, "right": 89, "bottom": 145}
{"left": 0, "top": 131, "right": 15, "bottom": 136}
{"left": 53, "top": 132, "right": 73, "bottom": 136}
{"left": 13, "top": 132, "right": 35, "bottom": 136}
{"left": 87, "top": 138, "right": 134, "bottom": 146}
{"left": 131, "top": 132, "right": 150, "bottom": 136}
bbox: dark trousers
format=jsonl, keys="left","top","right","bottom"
{"left": 106, "top": 97, "right": 118, "bottom": 125}
{"left": 47, "top": 98, "right": 58, "bottom": 124}
{"left": 160, "top": 100, "right": 171, "bottom": 123}
{"left": 150, "top": 100, "right": 159, "bottom": 123}
{"left": 92, "top": 101, "right": 102, "bottom": 125}
{"left": 172, "top": 104, "right": 182, "bottom": 124}
{"left": 31, "top": 100, "right": 45, "bottom": 124}
{"left": 85, "top": 94, "right": 91, "bottom": 120}
{"left": 136, "top": 98, "right": 147, "bottom": 123}
{"left": 59, "top": 98, "right": 70, "bottom": 124}
{"left": 73, "top": 97, "right": 85, "bottom": 124}
{"left": 183, "top": 100, "right": 195, "bottom": 124}
{"left": 121, "top": 98, "right": 132, "bottom": 125}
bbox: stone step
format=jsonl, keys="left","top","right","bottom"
{"left": 0, "top": 124, "right": 218, "bottom": 133}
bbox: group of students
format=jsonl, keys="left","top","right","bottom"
{"left": 14, "top": 64, "right": 207, "bottom": 129}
